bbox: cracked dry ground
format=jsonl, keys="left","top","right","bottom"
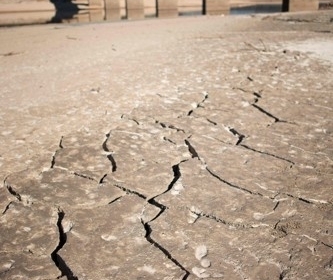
{"left": 0, "top": 12, "right": 333, "bottom": 280}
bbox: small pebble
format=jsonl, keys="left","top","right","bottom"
{"left": 200, "top": 257, "right": 211, "bottom": 268}
{"left": 195, "top": 245, "right": 208, "bottom": 260}
{"left": 192, "top": 267, "right": 210, "bottom": 278}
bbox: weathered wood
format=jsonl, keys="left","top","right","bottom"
{"left": 105, "top": 0, "right": 120, "bottom": 10}
{"left": 105, "top": 9, "right": 121, "bottom": 20}
{"left": 88, "top": 0, "right": 102, "bottom": 8}
{"left": 126, "top": 0, "right": 144, "bottom": 20}
{"left": 126, "top": 0, "right": 144, "bottom": 11}
{"left": 105, "top": 0, "right": 121, "bottom": 20}
{"left": 157, "top": 0, "right": 178, "bottom": 17}
{"left": 282, "top": 0, "right": 318, "bottom": 12}
{"left": 203, "top": 0, "right": 230, "bottom": 15}
{"left": 89, "top": 9, "right": 104, "bottom": 21}
{"left": 157, "top": 0, "right": 178, "bottom": 11}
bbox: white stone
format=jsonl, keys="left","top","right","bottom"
{"left": 195, "top": 245, "right": 208, "bottom": 260}
{"left": 200, "top": 258, "right": 211, "bottom": 268}
{"left": 192, "top": 266, "right": 210, "bottom": 278}
{"left": 101, "top": 234, "right": 117, "bottom": 241}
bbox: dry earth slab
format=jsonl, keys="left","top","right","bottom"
{"left": 0, "top": 11, "right": 333, "bottom": 280}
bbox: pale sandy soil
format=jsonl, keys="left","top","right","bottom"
{"left": 0, "top": 11, "right": 332, "bottom": 280}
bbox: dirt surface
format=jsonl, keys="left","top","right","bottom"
{"left": 0, "top": 11, "right": 332, "bottom": 280}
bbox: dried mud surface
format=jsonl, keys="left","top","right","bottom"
{"left": 0, "top": 11, "right": 332, "bottom": 280}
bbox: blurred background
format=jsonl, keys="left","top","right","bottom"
{"left": 0, "top": 0, "right": 331, "bottom": 26}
